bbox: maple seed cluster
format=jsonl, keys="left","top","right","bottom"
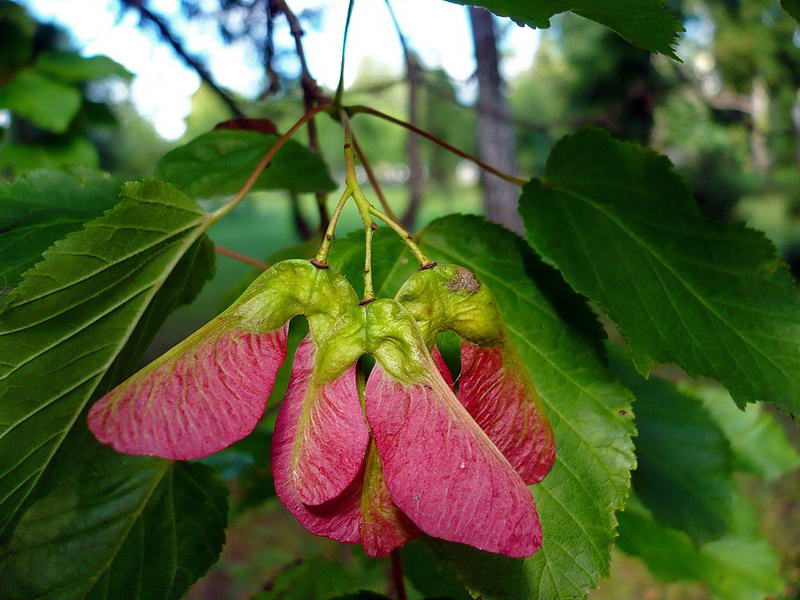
{"left": 88, "top": 259, "right": 555, "bottom": 557}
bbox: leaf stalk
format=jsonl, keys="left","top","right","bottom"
{"left": 346, "top": 104, "right": 527, "bottom": 187}
{"left": 210, "top": 104, "right": 331, "bottom": 224}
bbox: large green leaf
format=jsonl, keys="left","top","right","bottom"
{"left": 414, "top": 216, "right": 635, "bottom": 599}
{"left": 0, "top": 69, "right": 81, "bottom": 133}
{"left": 611, "top": 351, "right": 734, "bottom": 545}
{"left": 33, "top": 50, "right": 132, "bottom": 83}
{"left": 329, "top": 220, "right": 633, "bottom": 596}
{"left": 329, "top": 227, "right": 416, "bottom": 297}
{"left": 0, "top": 137, "right": 99, "bottom": 175}
{"left": 155, "top": 130, "right": 336, "bottom": 197}
{"left": 617, "top": 494, "right": 785, "bottom": 600}
{"left": 331, "top": 226, "right": 607, "bottom": 361}
{"left": 682, "top": 383, "right": 800, "bottom": 481}
{"left": 254, "top": 557, "right": 359, "bottom": 600}
{"left": 0, "top": 428, "right": 227, "bottom": 600}
{"left": 0, "top": 168, "right": 122, "bottom": 291}
{"left": 0, "top": 179, "right": 214, "bottom": 534}
{"left": 400, "top": 541, "right": 470, "bottom": 600}
{"left": 329, "top": 219, "right": 633, "bottom": 596}
{"left": 446, "top": 0, "right": 683, "bottom": 58}
{"left": 520, "top": 128, "right": 800, "bottom": 414}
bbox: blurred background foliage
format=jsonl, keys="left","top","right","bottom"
{"left": 1, "top": 0, "right": 799, "bottom": 598}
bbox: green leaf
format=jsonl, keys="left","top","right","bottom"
{"left": 519, "top": 128, "right": 800, "bottom": 414}
{"left": 329, "top": 220, "right": 631, "bottom": 596}
{"left": 681, "top": 383, "right": 800, "bottom": 481}
{"left": 782, "top": 0, "right": 800, "bottom": 22}
{"left": 445, "top": 0, "right": 683, "bottom": 58}
{"left": 328, "top": 594, "right": 391, "bottom": 600}
{"left": 0, "top": 168, "right": 122, "bottom": 291}
{"left": 0, "top": 136, "right": 99, "bottom": 174}
{"left": 33, "top": 50, "right": 132, "bottom": 83}
{"left": 401, "top": 541, "right": 470, "bottom": 600}
{"left": 610, "top": 350, "right": 734, "bottom": 545}
{"left": 105, "top": 233, "right": 216, "bottom": 384}
{"left": 329, "top": 227, "right": 416, "bottom": 298}
{"left": 416, "top": 215, "right": 635, "bottom": 599}
{"left": 0, "top": 70, "right": 81, "bottom": 133}
{"left": 254, "top": 557, "right": 358, "bottom": 600}
{"left": 332, "top": 226, "right": 607, "bottom": 362}
{"left": 0, "top": 179, "right": 213, "bottom": 534}
{"left": 617, "top": 494, "right": 785, "bottom": 600}
{"left": 0, "top": 427, "right": 227, "bottom": 600}
{"left": 155, "top": 130, "right": 336, "bottom": 197}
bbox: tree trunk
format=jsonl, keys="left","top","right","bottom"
{"left": 468, "top": 7, "right": 521, "bottom": 233}
{"left": 750, "top": 77, "right": 770, "bottom": 173}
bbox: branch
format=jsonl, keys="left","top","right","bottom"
{"left": 347, "top": 105, "right": 526, "bottom": 186}
{"left": 211, "top": 104, "right": 331, "bottom": 223}
{"left": 262, "top": 0, "right": 281, "bottom": 96}
{"left": 352, "top": 134, "right": 399, "bottom": 222}
{"left": 215, "top": 245, "right": 268, "bottom": 270}
{"left": 390, "top": 550, "right": 408, "bottom": 600}
{"left": 273, "top": 0, "right": 331, "bottom": 231}
{"left": 124, "top": 0, "right": 243, "bottom": 118}
{"left": 384, "top": 0, "right": 424, "bottom": 228}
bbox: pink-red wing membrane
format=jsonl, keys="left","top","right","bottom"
{"left": 365, "top": 360, "right": 542, "bottom": 558}
{"left": 89, "top": 326, "right": 288, "bottom": 460}
{"left": 273, "top": 342, "right": 417, "bottom": 557}
{"left": 431, "top": 345, "right": 455, "bottom": 391}
{"left": 459, "top": 342, "right": 556, "bottom": 485}
{"left": 271, "top": 337, "right": 369, "bottom": 505}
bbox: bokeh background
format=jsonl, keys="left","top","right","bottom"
{"left": 2, "top": 1, "right": 799, "bottom": 598}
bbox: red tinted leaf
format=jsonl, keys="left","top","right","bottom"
{"left": 271, "top": 337, "right": 368, "bottom": 505}
{"left": 273, "top": 346, "right": 414, "bottom": 555}
{"left": 431, "top": 345, "right": 454, "bottom": 391}
{"left": 460, "top": 342, "right": 556, "bottom": 484}
{"left": 366, "top": 360, "right": 542, "bottom": 558}
{"left": 214, "top": 117, "right": 279, "bottom": 135}
{"left": 274, "top": 466, "right": 363, "bottom": 546}
{"left": 358, "top": 442, "right": 419, "bottom": 556}
{"left": 88, "top": 325, "right": 287, "bottom": 460}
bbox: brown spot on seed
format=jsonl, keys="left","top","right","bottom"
{"left": 448, "top": 267, "right": 481, "bottom": 294}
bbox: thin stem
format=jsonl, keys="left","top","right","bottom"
{"left": 351, "top": 135, "right": 399, "bottom": 222}
{"left": 339, "top": 110, "right": 436, "bottom": 270}
{"left": 384, "top": 0, "right": 408, "bottom": 57}
{"left": 342, "top": 113, "right": 376, "bottom": 302}
{"left": 276, "top": 0, "right": 330, "bottom": 230}
{"left": 334, "top": 0, "right": 356, "bottom": 107}
{"left": 211, "top": 105, "right": 330, "bottom": 223}
{"left": 341, "top": 111, "right": 433, "bottom": 269}
{"left": 215, "top": 245, "right": 268, "bottom": 270}
{"left": 390, "top": 550, "right": 407, "bottom": 600}
{"left": 361, "top": 216, "right": 375, "bottom": 303}
{"left": 368, "top": 205, "right": 433, "bottom": 268}
{"left": 347, "top": 104, "right": 527, "bottom": 187}
{"left": 313, "top": 187, "right": 352, "bottom": 266}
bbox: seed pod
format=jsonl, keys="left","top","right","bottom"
{"left": 88, "top": 260, "right": 360, "bottom": 460}
{"left": 395, "top": 264, "right": 556, "bottom": 484}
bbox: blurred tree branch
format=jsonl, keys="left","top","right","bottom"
{"left": 272, "top": 0, "right": 330, "bottom": 235}
{"left": 122, "top": 0, "right": 244, "bottom": 118}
